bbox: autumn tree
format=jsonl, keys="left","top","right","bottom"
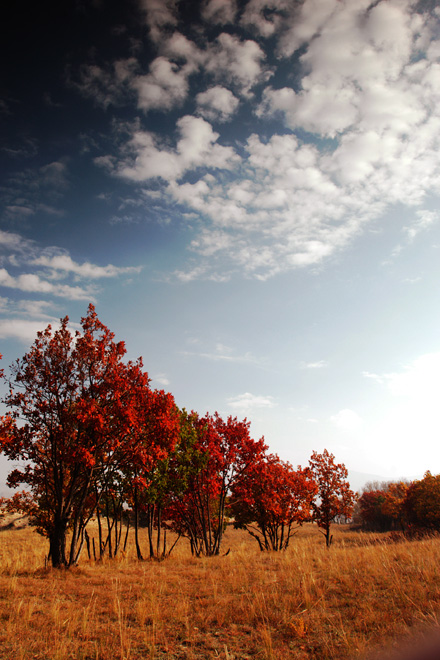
{"left": 166, "top": 412, "right": 267, "bottom": 556}
{"left": 231, "top": 454, "right": 317, "bottom": 551}
{"left": 404, "top": 472, "right": 440, "bottom": 532}
{"left": 356, "top": 481, "right": 409, "bottom": 532}
{"left": 125, "top": 389, "right": 181, "bottom": 561}
{"left": 0, "top": 306, "right": 149, "bottom": 567}
{"left": 308, "top": 449, "right": 355, "bottom": 547}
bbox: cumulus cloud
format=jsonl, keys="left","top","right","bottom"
{"left": 0, "top": 268, "right": 96, "bottom": 301}
{"left": 205, "top": 33, "right": 271, "bottom": 96}
{"left": 112, "top": 115, "right": 240, "bottom": 182}
{"left": 196, "top": 86, "right": 239, "bottom": 122}
{"left": 138, "top": 0, "right": 178, "bottom": 42}
{"left": 88, "top": 1, "right": 440, "bottom": 281}
{"left": 0, "top": 318, "right": 61, "bottom": 344}
{"left": 201, "top": 0, "right": 237, "bottom": 24}
{"left": 241, "top": 0, "right": 292, "bottom": 38}
{"left": 134, "top": 53, "right": 196, "bottom": 112}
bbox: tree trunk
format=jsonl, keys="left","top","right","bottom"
{"left": 49, "top": 521, "right": 68, "bottom": 568}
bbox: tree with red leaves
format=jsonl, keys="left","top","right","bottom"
{"left": 125, "top": 388, "right": 181, "bottom": 561}
{"left": 231, "top": 454, "right": 317, "bottom": 551}
{"left": 166, "top": 412, "right": 267, "bottom": 556}
{"left": 0, "top": 306, "right": 150, "bottom": 567}
{"left": 404, "top": 472, "right": 440, "bottom": 532}
{"left": 356, "top": 481, "right": 409, "bottom": 532}
{"left": 308, "top": 449, "right": 355, "bottom": 547}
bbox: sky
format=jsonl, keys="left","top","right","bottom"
{"left": 1, "top": 0, "right": 440, "bottom": 494}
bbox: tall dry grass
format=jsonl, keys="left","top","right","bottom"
{"left": 1, "top": 523, "right": 440, "bottom": 659}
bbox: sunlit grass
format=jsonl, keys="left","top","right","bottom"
{"left": 1, "top": 523, "right": 440, "bottom": 659}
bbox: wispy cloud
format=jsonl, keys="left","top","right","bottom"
{"left": 182, "top": 347, "right": 257, "bottom": 364}
{"left": 0, "top": 268, "right": 96, "bottom": 300}
{"left": 227, "top": 392, "right": 276, "bottom": 413}
{"left": 300, "top": 360, "right": 328, "bottom": 369}
{"left": 0, "top": 231, "right": 141, "bottom": 318}
{"left": 31, "top": 251, "right": 142, "bottom": 279}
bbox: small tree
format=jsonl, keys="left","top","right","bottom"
{"left": 231, "top": 454, "right": 317, "bottom": 551}
{"left": 166, "top": 412, "right": 266, "bottom": 556}
{"left": 309, "top": 449, "right": 355, "bottom": 547}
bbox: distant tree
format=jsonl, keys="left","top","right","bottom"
{"left": 356, "top": 489, "right": 389, "bottom": 531}
{"left": 308, "top": 449, "right": 355, "bottom": 547}
{"left": 355, "top": 481, "right": 410, "bottom": 532}
{"left": 404, "top": 472, "right": 440, "bottom": 532}
{"left": 230, "top": 454, "right": 317, "bottom": 551}
{"left": 0, "top": 306, "right": 149, "bottom": 568}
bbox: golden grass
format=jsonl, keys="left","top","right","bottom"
{"left": 1, "top": 523, "right": 440, "bottom": 659}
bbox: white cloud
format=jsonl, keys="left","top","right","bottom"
{"left": 330, "top": 409, "right": 363, "bottom": 432}
{"left": 0, "top": 231, "right": 141, "bottom": 309}
{"left": 227, "top": 392, "right": 276, "bottom": 412}
{"left": 153, "top": 373, "right": 170, "bottom": 387}
{"left": 93, "top": 2, "right": 440, "bottom": 282}
{"left": 31, "top": 252, "right": 142, "bottom": 279}
{"left": 182, "top": 347, "right": 257, "bottom": 363}
{"left": 0, "top": 268, "right": 96, "bottom": 301}
{"left": 205, "top": 33, "right": 271, "bottom": 96}
{"left": 301, "top": 360, "right": 328, "bottom": 369}
{"left": 113, "top": 115, "right": 240, "bottom": 182}
{"left": 138, "top": 0, "right": 178, "bottom": 42}
{"left": 196, "top": 86, "right": 239, "bottom": 122}
{"left": 201, "top": 0, "right": 237, "bottom": 25}
{"left": 134, "top": 55, "right": 195, "bottom": 112}
{"left": 241, "top": 0, "right": 291, "bottom": 38}
{"left": 404, "top": 210, "right": 439, "bottom": 242}
{"left": 0, "top": 319, "right": 61, "bottom": 344}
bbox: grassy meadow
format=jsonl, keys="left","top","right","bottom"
{"left": 1, "top": 521, "right": 440, "bottom": 659}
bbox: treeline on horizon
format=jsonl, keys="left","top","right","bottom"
{"left": 354, "top": 473, "right": 440, "bottom": 536}
{"left": 0, "top": 305, "right": 438, "bottom": 569}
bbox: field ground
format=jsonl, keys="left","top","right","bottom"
{"left": 1, "top": 522, "right": 440, "bottom": 659}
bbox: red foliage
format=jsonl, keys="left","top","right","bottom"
{"left": 0, "top": 305, "right": 155, "bottom": 567}
{"left": 166, "top": 412, "right": 267, "bottom": 556}
{"left": 231, "top": 453, "right": 317, "bottom": 551}
{"left": 309, "top": 449, "right": 355, "bottom": 547}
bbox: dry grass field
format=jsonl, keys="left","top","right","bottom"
{"left": 1, "top": 521, "right": 440, "bottom": 660}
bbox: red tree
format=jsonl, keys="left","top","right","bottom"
{"left": 404, "top": 472, "right": 440, "bottom": 532}
{"left": 125, "top": 388, "right": 181, "bottom": 561}
{"left": 166, "top": 412, "right": 267, "bottom": 556}
{"left": 0, "top": 306, "right": 151, "bottom": 567}
{"left": 309, "top": 449, "right": 355, "bottom": 547}
{"left": 231, "top": 454, "right": 317, "bottom": 551}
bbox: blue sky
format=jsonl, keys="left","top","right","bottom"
{"left": 2, "top": 0, "right": 440, "bottom": 492}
